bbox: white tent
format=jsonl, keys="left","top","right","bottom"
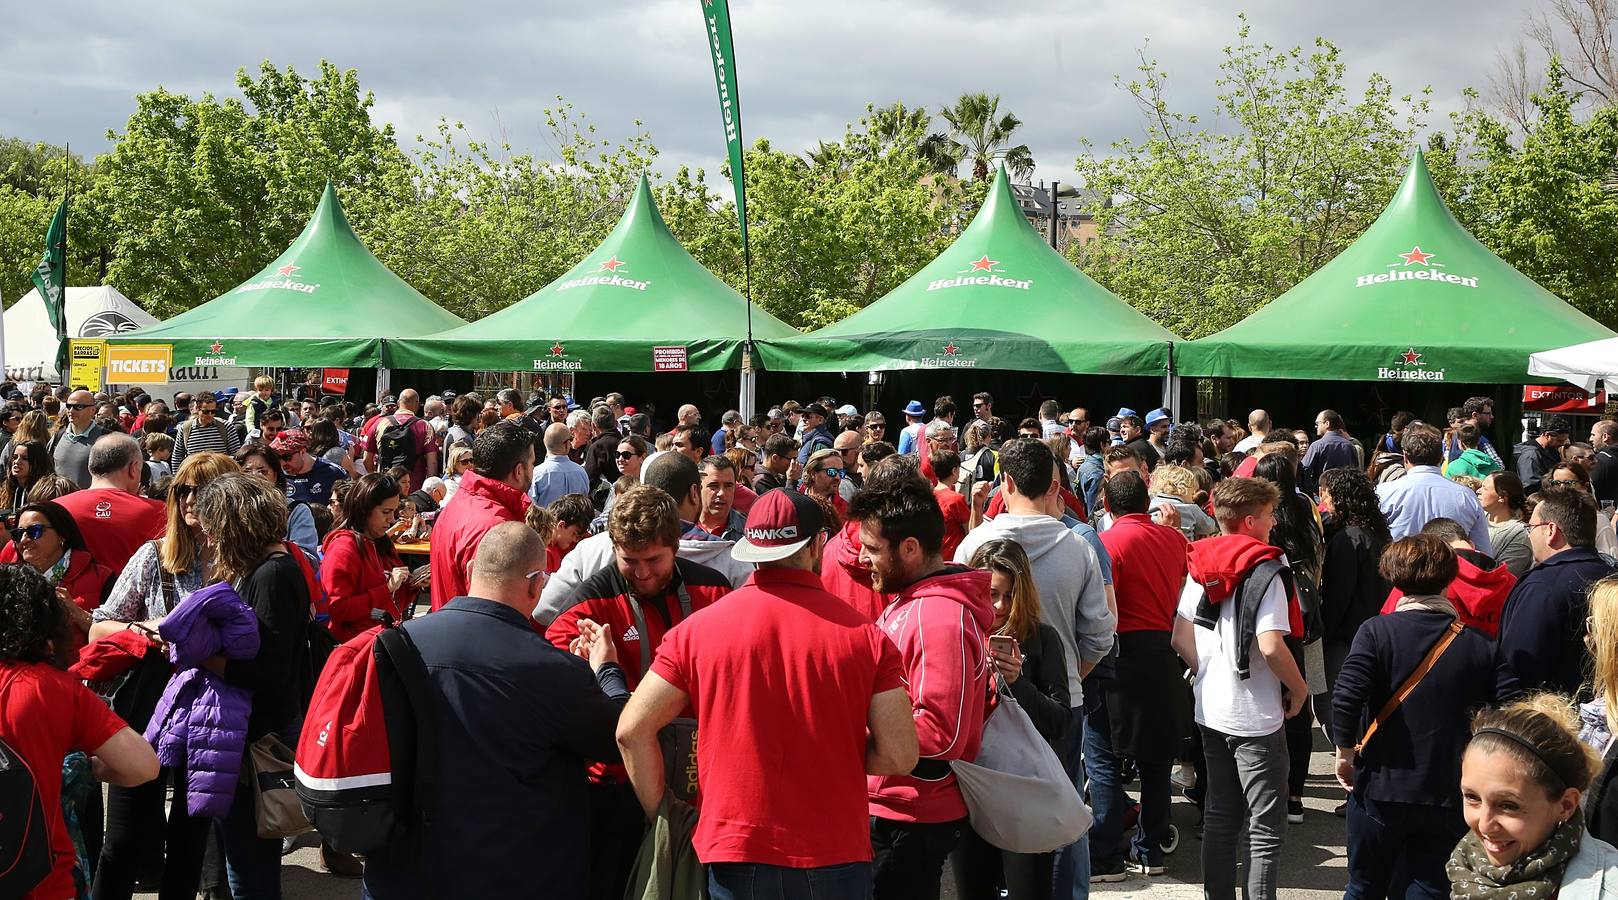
{"left": 1527, "top": 336, "right": 1618, "bottom": 393}
{"left": 3, "top": 285, "right": 158, "bottom": 381}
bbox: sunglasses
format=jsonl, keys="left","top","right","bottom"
{"left": 820, "top": 467, "right": 846, "bottom": 479}
{"left": 172, "top": 484, "right": 196, "bottom": 500}
{"left": 196, "top": 408, "right": 217, "bottom": 415}
{"left": 616, "top": 450, "right": 641, "bottom": 460}
{"left": 65, "top": 403, "right": 95, "bottom": 410}
{"left": 277, "top": 452, "right": 296, "bottom": 462}
{"left": 9, "top": 524, "right": 48, "bottom": 542}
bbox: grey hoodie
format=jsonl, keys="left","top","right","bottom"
{"left": 955, "top": 512, "right": 1116, "bottom": 704}
{"left": 532, "top": 528, "right": 755, "bottom": 626}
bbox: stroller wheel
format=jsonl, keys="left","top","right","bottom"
{"left": 1160, "top": 823, "right": 1179, "bottom": 855}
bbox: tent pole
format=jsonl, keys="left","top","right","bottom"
{"left": 1161, "top": 341, "right": 1180, "bottom": 420}
{"left": 376, "top": 366, "right": 391, "bottom": 401}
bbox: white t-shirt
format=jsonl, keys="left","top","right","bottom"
{"left": 1233, "top": 434, "right": 1264, "bottom": 454}
{"left": 1176, "top": 565, "right": 1290, "bottom": 738}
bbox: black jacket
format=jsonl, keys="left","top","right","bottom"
{"left": 583, "top": 429, "right": 622, "bottom": 488}
{"left": 362, "top": 597, "right": 629, "bottom": 899}
{"left": 1589, "top": 741, "right": 1618, "bottom": 848}
{"left": 1331, "top": 609, "right": 1520, "bottom": 807}
{"left": 1593, "top": 447, "right": 1618, "bottom": 507}
{"left": 1514, "top": 439, "right": 1562, "bottom": 495}
{"left": 1005, "top": 622, "right": 1072, "bottom": 746}
{"left": 1320, "top": 524, "right": 1390, "bottom": 645}
{"left": 1499, "top": 547, "right": 1617, "bottom": 695}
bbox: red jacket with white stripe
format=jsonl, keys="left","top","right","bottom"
{"left": 868, "top": 565, "right": 994, "bottom": 824}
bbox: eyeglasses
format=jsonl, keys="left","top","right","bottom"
{"left": 172, "top": 484, "right": 196, "bottom": 500}
{"left": 65, "top": 403, "right": 95, "bottom": 410}
{"left": 196, "top": 408, "right": 217, "bottom": 416}
{"left": 1527, "top": 520, "right": 1558, "bottom": 532}
{"left": 820, "top": 467, "right": 845, "bottom": 479}
{"left": 972, "top": 402, "right": 986, "bottom": 408}
{"left": 616, "top": 450, "right": 640, "bottom": 460}
{"left": 9, "top": 524, "right": 48, "bottom": 542}
{"left": 524, "top": 570, "right": 546, "bottom": 582}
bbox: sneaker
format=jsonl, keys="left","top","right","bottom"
{"left": 1287, "top": 799, "right": 1304, "bottom": 824}
{"left": 1125, "top": 850, "right": 1165, "bottom": 876}
{"left": 1090, "top": 862, "right": 1130, "bottom": 883}
{"left": 1334, "top": 800, "right": 1349, "bottom": 818}
{"left": 1170, "top": 763, "right": 1197, "bottom": 792}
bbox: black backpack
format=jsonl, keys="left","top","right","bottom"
{"left": 0, "top": 674, "right": 51, "bottom": 899}
{"left": 375, "top": 416, "right": 419, "bottom": 474}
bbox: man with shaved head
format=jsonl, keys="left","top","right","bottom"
{"left": 53, "top": 388, "right": 106, "bottom": 489}
{"left": 531, "top": 422, "right": 591, "bottom": 506}
{"left": 362, "top": 521, "right": 630, "bottom": 899}
{"left": 363, "top": 387, "right": 437, "bottom": 489}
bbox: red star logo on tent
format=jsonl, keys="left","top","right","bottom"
{"left": 942, "top": 342, "right": 959, "bottom": 356}
{"left": 1398, "top": 246, "right": 1434, "bottom": 266}
{"left": 209, "top": 340, "right": 224, "bottom": 354}
{"left": 1400, "top": 347, "right": 1423, "bottom": 365}
{"left": 598, "top": 256, "right": 627, "bottom": 273}
{"left": 276, "top": 263, "right": 300, "bottom": 277}
{"left": 550, "top": 343, "right": 566, "bottom": 357}
{"left": 965, "top": 255, "right": 999, "bottom": 272}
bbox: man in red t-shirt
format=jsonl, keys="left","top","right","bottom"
{"left": 1098, "top": 469, "right": 1191, "bottom": 875}
{"left": 616, "top": 489, "right": 918, "bottom": 895}
{"left": 5, "top": 433, "right": 164, "bottom": 571}
{"left": 362, "top": 389, "right": 438, "bottom": 490}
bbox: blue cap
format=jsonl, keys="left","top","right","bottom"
{"left": 224, "top": 387, "right": 239, "bottom": 395}
{"left": 1145, "top": 409, "right": 1170, "bottom": 427}
{"left": 903, "top": 400, "right": 927, "bottom": 417}
{"left": 212, "top": 391, "right": 225, "bottom": 402}
{"left": 565, "top": 394, "right": 580, "bottom": 412}
{"left": 1115, "top": 407, "right": 1137, "bottom": 419}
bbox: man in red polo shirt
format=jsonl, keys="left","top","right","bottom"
{"left": 616, "top": 488, "right": 918, "bottom": 898}
{"left": 22, "top": 433, "right": 164, "bottom": 571}
{"left": 1099, "top": 469, "right": 1191, "bottom": 876}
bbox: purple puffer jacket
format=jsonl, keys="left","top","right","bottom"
{"left": 144, "top": 581, "right": 262, "bottom": 818}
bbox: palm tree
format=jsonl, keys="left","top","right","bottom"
{"left": 864, "top": 102, "right": 959, "bottom": 175}
{"left": 933, "top": 92, "right": 1035, "bottom": 181}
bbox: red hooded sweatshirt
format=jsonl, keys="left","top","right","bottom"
{"left": 1379, "top": 548, "right": 1516, "bottom": 638}
{"left": 1186, "top": 534, "right": 1304, "bottom": 639}
{"left": 429, "top": 471, "right": 531, "bottom": 611}
{"left": 821, "top": 519, "right": 886, "bottom": 623}
{"left": 868, "top": 565, "right": 995, "bottom": 824}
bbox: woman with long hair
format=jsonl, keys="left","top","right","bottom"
{"left": 0, "top": 565, "right": 159, "bottom": 900}
{"left": 87, "top": 451, "right": 237, "bottom": 900}
{"left": 1317, "top": 467, "right": 1393, "bottom": 709}
{"left": 950, "top": 538, "right": 1071, "bottom": 900}
{"left": 1254, "top": 452, "right": 1324, "bottom": 825}
{"left": 1331, "top": 535, "right": 1520, "bottom": 898}
{"left": 234, "top": 441, "right": 321, "bottom": 556}
{"left": 1580, "top": 577, "right": 1618, "bottom": 846}
{"left": 0, "top": 438, "right": 52, "bottom": 510}
{"left": 10, "top": 499, "right": 116, "bottom": 649}
{"left": 1451, "top": 695, "right": 1615, "bottom": 898}
{"left": 1, "top": 409, "right": 54, "bottom": 470}
{"left": 442, "top": 441, "right": 473, "bottom": 504}
{"left": 195, "top": 472, "right": 309, "bottom": 898}
{"left": 321, "top": 473, "right": 414, "bottom": 642}
{"left": 306, "top": 417, "right": 356, "bottom": 479}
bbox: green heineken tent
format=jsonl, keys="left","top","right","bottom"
{"left": 389, "top": 176, "right": 797, "bottom": 373}
{"left": 109, "top": 183, "right": 465, "bottom": 368}
{"left": 1177, "top": 150, "right": 1615, "bottom": 383}
{"left": 757, "top": 166, "right": 1179, "bottom": 375}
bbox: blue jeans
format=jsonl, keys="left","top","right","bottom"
{"left": 1345, "top": 794, "right": 1465, "bottom": 900}
{"left": 220, "top": 777, "right": 281, "bottom": 900}
{"left": 1050, "top": 710, "right": 1090, "bottom": 899}
{"left": 709, "top": 861, "right": 872, "bottom": 900}
{"left": 1081, "top": 690, "right": 1125, "bottom": 872}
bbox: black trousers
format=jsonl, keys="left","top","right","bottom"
{"left": 950, "top": 823, "right": 1052, "bottom": 899}
{"left": 92, "top": 767, "right": 210, "bottom": 900}
{"left": 1284, "top": 637, "right": 1314, "bottom": 798}
{"left": 871, "top": 816, "right": 964, "bottom": 900}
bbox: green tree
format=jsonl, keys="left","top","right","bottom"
{"left": 1070, "top": 22, "right": 1431, "bottom": 337}
{"left": 1450, "top": 64, "right": 1618, "bottom": 327}
{"left": 662, "top": 104, "right": 971, "bottom": 330}
{"left": 933, "top": 92, "right": 1035, "bottom": 181}
{"left": 0, "top": 147, "right": 99, "bottom": 310}
{"left": 89, "top": 61, "right": 415, "bottom": 317}
{"left": 363, "top": 102, "right": 670, "bottom": 321}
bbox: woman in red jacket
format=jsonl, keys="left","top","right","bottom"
{"left": 10, "top": 499, "right": 116, "bottom": 652}
{"left": 321, "top": 473, "right": 417, "bottom": 641}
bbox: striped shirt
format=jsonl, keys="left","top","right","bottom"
{"left": 173, "top": 417, "right": 242, "bottom": 465}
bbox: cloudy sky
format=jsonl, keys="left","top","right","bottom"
{"left": 0, "top": 0, "right": 1550, "bottom": 191}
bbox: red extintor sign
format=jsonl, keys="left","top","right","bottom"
{"left": 653, "top": 346, "right": 688, "bottom": 373}
{"left": 1523, "top": 384, "right": 1606, "bottom": 413}
{"left": 322, "top": 369, "right": 350, "bottom": 394}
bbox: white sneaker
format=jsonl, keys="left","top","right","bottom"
{"left": 1170, "top": 763, "right": 1196, "bottom": 791}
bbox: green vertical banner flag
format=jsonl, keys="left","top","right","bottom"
{"left": 700, "top": 0, "right": 748, "bottom": 256}
{"left": 31, "top": 199, "right": 69, "bottom": 377}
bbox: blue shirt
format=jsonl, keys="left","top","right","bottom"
{"left": 1376, "top": 465, "right": 1492, "bottom": 552}
{"left": 896, "top": 422, "right": 923, "bottom": 455}
{"left": 529, "top": 454, "right": 591, "bottom": 507}
{"left": 1062, "top": 515, "right": 1113, "bottom": 586}
{"left": 285, "top": 456, "right": 347, "bottom": 505}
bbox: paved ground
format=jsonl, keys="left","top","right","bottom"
{"left": 137, "top": 734, "right": 1355, "bottom": 899}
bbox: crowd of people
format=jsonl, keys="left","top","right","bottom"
{"left": 5, "top": 375, "right": 1618, "bottom": 900}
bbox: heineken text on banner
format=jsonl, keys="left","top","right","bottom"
{"left": 32, "top": 200, "right": 69, "bottom": 377}
{"left": 700, "top": 0, "right": 748, "bottom": 255}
